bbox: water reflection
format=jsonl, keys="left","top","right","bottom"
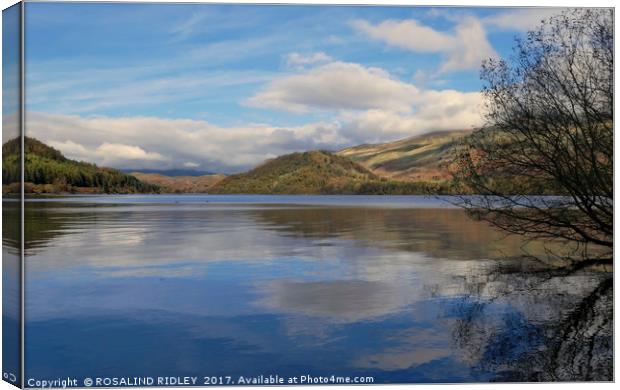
{"left": 18, "top": 197, "right": 612, "bottom": 382}
{"left": 447, "top": 260, "right": 612, "bottom": 381}
{"left": 2, "top": 201, "right": 21, "bottom": 385}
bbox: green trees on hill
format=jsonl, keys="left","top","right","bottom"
{"left": 210, "top": 150, "right": 451, "bottom": 195}
{"left": 3, "top": 138, "right": 452, "bottom": 195}
{"left": 2, "top": 137, "right": 160, "bottom": 194}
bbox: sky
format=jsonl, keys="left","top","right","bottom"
{"left": 15, "top": 3, "right": 567, "bottom": 173}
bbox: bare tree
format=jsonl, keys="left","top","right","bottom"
{"left": 452, "top": 9, "right": 613, "bottom": 262}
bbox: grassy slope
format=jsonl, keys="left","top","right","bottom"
{"left": 131, "top": 172, "right": 225, "bottom": 193}
{"left": 2, "top": 137, "right": 160, "bottom": 194}
{"left": 210, "top": 151, "right": 373, "bottom": 194}
{"left": 210, "top": 150, "right": 442, "bottom": 194}
{"left": 338, "top": 130, "right": 471, "bottom": 182}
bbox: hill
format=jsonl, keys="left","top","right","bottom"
{"left": 337, "top": 130, "right": 471, "bottom": 182}
{"left": 131, "top": 172, "right": 225, "bottom": 193}
{"left": 2, "top": 137, "right": 160, "bottom": 194}
{"left": 210, "top": 150, "right": 445, "bottom": 194}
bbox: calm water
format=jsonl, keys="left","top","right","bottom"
{"left": 4, "top": 195, "right": 612, "bottom": 384}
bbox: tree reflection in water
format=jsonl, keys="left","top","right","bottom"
{"left": 449, "top": 258, "right": 612, "bottom": 381}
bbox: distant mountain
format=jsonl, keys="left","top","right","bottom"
{"left": 122, "top": 168, "right": 215, "bottom": 177}
{"left": 131, "top": 172, "right": 225, "bottom": 193}
{"left": 2, "top": 128, "right": 558, "bottom": 196}
{"left": 337, "top": 129, "right": 562, "bottom": 195}
{"left": 210, "top": 150, "right": 445, "bottom": 194}
{"left": 2, "top": 137, "right": 160, "bottom": 194}
{"left": 338, "top": 130, "right": 471, "bottom": 182}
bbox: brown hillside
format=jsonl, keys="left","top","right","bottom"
{"left": 131, "top": 172, "right": 225, "bottom": 193}
{"left": 338, "top": 130, "right": 472, "bottom": 182}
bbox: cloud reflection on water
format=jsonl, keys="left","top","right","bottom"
{"left": 13, "top": 199, "right": 612, "bottom": 381}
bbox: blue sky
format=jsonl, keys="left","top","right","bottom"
{"left": 18, "top": 3, "right": 565, "bottom": 173}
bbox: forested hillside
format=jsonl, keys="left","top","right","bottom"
{"left": 210, "top": 150, "right": 449, "bottom": 194}
{"left": 2, "top": 137, "right": 160, "bottom": 194}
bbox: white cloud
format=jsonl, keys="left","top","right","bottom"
{"left": 339, "top": 100, "right": 482, "bottom": 145}
{"left": 47, "top": 140, "right": 168, "bottom": 167}
{"left": 23, "top": 60, "right": 484, "bottom": 173}
{"left": 96, "top": 143, "right": 168, "bottom": 164}
{"left": 247, "top": 61, "right": 419, "bottom": 113}
{"left": 351, "top": 17, "right": 497, "bottom": 73}
{"left": 25, "top": 95, "right": 482, "bottom": 174}
{"left": 351, "top": 19, "right": 452, "bottom": 53}
{"left": 482, "top": 8, "right": 566, "bottom": 32}
{"left": 47, "top": 140, "right": 90, "bottom": 158}
{"left": 285, "top": 52, "right": 332, "bottom": 69}
{"left": 24, "top": 112, "right": 349, "bottom": 173}
{"left": 246, "top": 61, "right": 484, "bottom": 143}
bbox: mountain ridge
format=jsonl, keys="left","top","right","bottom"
{"left": 209, "top": 150, "right": 448, "bottom": 194}
{"left": 337, "top": 129, "right": 471, "bottom": 182}
{"left": 3, "top": 131, "right": 467, "bottom": 195}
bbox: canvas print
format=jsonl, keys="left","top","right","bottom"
{"left": 1, "top": 1, "right": 614, "bottom": 386}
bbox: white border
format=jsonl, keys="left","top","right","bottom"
{"left": 2, "top": 0, "right": 619, "bottom": 7}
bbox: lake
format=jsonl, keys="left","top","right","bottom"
{"left": 3, "top": 195, "right": 612, "bottom": 384}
